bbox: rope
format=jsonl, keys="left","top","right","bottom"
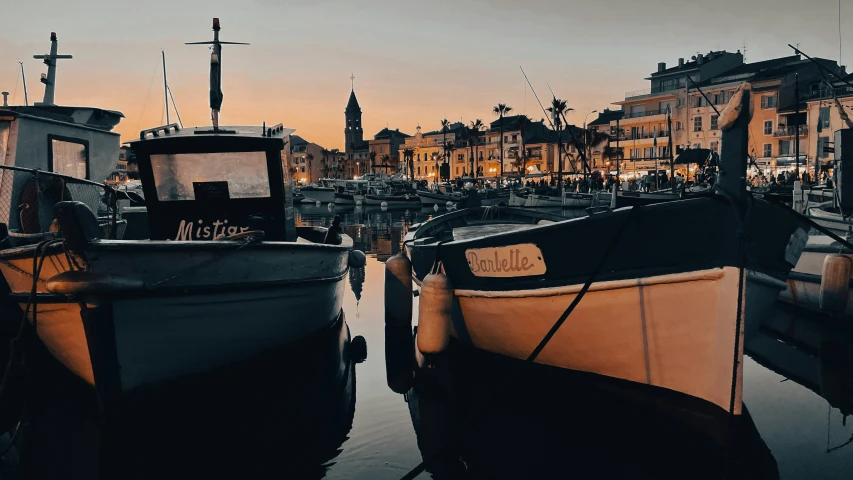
{"left": 0, "top": 238, "right": 62, "bottom": 458}
{"left": 527, "top": 206, "right": 639, "bottom": 362}
{"left": 148, "top": 235, "right": 264, "bottom": 289}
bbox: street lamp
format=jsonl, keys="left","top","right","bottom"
{"left": 356, "top": 161, "right": 360, "bottom": 178}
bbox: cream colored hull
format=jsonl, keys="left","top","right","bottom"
{"left": 449, "top": 267, "right": 785, "bottom": 414}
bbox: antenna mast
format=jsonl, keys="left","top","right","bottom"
{"left": 18, "top": 61, "right": 28, "bottom": 106}
{"left": 185, "top": 18, "right": 249, "bottom": 130}
{"left": 33, "top": 32, "right": 72, "bottom": 106}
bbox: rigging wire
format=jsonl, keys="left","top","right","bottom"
{"left": 134, "top": 56, "right": 163, "bottom": 135}
{"left": 167, "top": 86, "right": 184, "bottom": 128}
{"left": 11, "top": 63, "right": 20, "bottom": 105}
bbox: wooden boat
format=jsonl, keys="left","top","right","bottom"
{"left": 615, "top": 189, "right": 682, "bottom": 206}
{"left": 299, "top": 181, "right": 336, "bottom": 203}
{"left": 402, "top": 84, "right": 809, "bottom": 417}
{"left": 0, "top": 19, "right": 364, "bottom": 401}
{"left": 333, "top": 180, "right": 368, "bottom": 204}
{"left": 417, "top": 183, "right": 464, "bottom": 206}
{"left": 806, "top": 202, "right": 852, "bottom": 236}
{"left": 363, "top": 184, "right": 421, "bottom": 208}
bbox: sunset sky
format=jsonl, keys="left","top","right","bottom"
{"left": 2, "top": 0, "right": 850, "bottom": 149}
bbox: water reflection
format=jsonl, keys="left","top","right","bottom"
{"left": 395, "top": 342, "right": 778, "bottom": 479}
{"left": 23, "top": 314, "right": 362, "bottom": 479}
{"left": 296, "top": 204, "right": 583, "bottom": 263}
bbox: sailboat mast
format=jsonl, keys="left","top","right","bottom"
{"left": 162, "top": 50, "right": 170, "bottom": 125}
{"left": 668, "top": 107, "right": 674, "bottom": 188}
{"left": 615, "top": 117, "right": 620, "bottom": 189}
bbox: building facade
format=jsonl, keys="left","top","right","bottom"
{"left": 368, "top": 128, "right": 410, "bottom": 174}
{"left": 610, "top": 51, "right": 845, "bottom": 181}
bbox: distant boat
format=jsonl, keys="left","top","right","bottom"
{"left": 416, "top": 183, "right": 465, "bottom": 206}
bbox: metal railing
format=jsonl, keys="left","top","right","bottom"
{"left": 624, "top": 109, "right": 664, "bottom": 119}
{"left": 0, "top": 165, "right": 120, "bottom": 243}
{"left": 611, "top": 131, "right": 670, "bottom": 141}
{"left": 625, "top": 84, "right": 685, "bottom": 99}
{"left": 773, "top": 125, "right": 808, "bottom": 137}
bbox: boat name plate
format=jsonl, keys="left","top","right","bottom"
{"left": 465, "top": 243, "right": 545, "bottom": 277}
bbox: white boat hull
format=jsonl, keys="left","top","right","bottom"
{"left": 443, "top": 267, "right": 785, "bottom": 414}
{"left": 417, "top": 191, "right": 462, "bottom": 206}
{"left": 508, "top": 191, "right": 527, "bottom": 207}
{"left": 364, "top": 196, "right": 421, "bottom": 207}
{"left": 23, "top": 281, "right": 344, "bottom": 392}
{"left": 524, "top": 193, "right": 563, "bottom": 208}
{"left": 562, "top": 192, "right": 594, "bottom": 209}
{"left": 0, "top": 237, "right": 351, "bottom": 393}
{"left": 300, "top": 188, "right": 336, "bottom": 203}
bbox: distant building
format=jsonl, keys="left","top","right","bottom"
{"left": 610, "top": 50, "right": 845, "bottom": 180}
{"left": 398, "top": 115, "right": 584, "bottom": 181}
{"left": 805, "top": 73, "right": 853, "bottom": 172}
{"left": 369, "top": 128, "right": 410, "bottom": 174}
{"left": 288, "top": 135, "right": 326, "bottom": 183}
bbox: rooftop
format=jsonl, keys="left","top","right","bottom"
{"left": 588, "top": 108, "right": 624, "bottom": 126}
{"left": 647, "top": 50, "right": 735, "bottom": 78}
{"left": 345, "top": 90, "right": 361, "bottom": 114}
{"left": 373, "top": 127, "right": 411, "bottom": 139}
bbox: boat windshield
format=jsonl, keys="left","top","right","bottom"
{"left": 151, "top": 151, "right": 271, "bottom": 201}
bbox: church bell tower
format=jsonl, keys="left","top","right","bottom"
{"left": 344, "top": 74, "right": 363, "bottom": 154}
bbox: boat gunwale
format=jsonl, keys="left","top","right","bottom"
{"left": 454, "top": 268, "right": 785, "bottom": 298}
{"left": 0, "top": 233, "right": 354, "bottom": 259}
{"left": 7, "top": 270, "right": 348, "bottom": 299}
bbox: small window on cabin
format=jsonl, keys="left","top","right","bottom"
{"left": 151, "top": 151, "right": 271, "bottom": 201}
{"left": 49, "top": 136, "right": 89, "bottom": 179}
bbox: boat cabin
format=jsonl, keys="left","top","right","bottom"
{"left": 130, "top": 123, "right": 298, "bottom": 242}
{"left": 0, "top": 106, "right": 124, "bottom": 235}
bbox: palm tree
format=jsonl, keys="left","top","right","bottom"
{"left": 306, "top": 153, "right": 314, "bottom": 182}
{"left": 403, "top": 148, "right": 415, "bottom": 180}
{"left": 381, "top": 154, "right": 392, "bottom": 174}
{"left": 493, "top": 103, "right": 512, "bottom": 182}
{"left": 442, "top": 141, "right": 454, "bottom": 181}
{"left": 572, "top": 129, "right": 610, "bottom": 170}
{"left": 469, "top": 119, "right": 483, "bottom": 177}
{"left": 368, "top": 150, "right": 377, "bottom": 174}
{"left": 439, "top": 119, "right": 450, "bottom": 183}
{"left": 547, "top": 98, "right": 568, "bottom": 187}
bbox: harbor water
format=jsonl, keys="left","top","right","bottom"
{"left": 3, "top": 204, "right": 852, "bottom": 479}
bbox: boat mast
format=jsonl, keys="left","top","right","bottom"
{"left": 615, "top": 116, "right": 620, "bottom": 189}
{"left": 668, "top": 107, "right": 674, "bottom": 188}
{"left": 162, "top": 50, "right": 170, "bottom": 125}
{"left": 185, "top": 18, "right": 249, "bottom": 130}
{"left": 18, "top": 61, "right": 28, "bottom": 106}
{"left": 794, "top": 73, "right": 800, "bottom": 180}
{"left": 33, "top": 32, "right": 73, "bottom": 106}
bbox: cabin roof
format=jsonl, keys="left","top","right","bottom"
{"left": 0, "top": 105, "right": 124, "bottom": 132}
{"left": 133, "top": 123, "right": 295, "bottom": 143}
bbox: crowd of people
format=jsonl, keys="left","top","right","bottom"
{"left": 748, "top": 170, "right": 828, "bottom": 188}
